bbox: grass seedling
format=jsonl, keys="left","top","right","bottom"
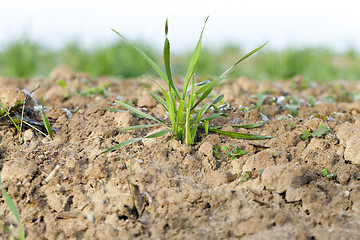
{"left": 39, "top": 96, "right": 53, "bottom": 140}
{"left": 240, "top": 172, "right": 250, "bottom": 182}
{"left": 300, "top": 124, "right": 331, "bottom": 141}
{"left": 321, "top": 169, "right": 337, "bottom": 179}
{"left": 0, "top": 101, "right": 21, "bottom": 133}
{"left": 311, "top": 124, "right": 331, "bottom": 137}
{"left": 255, "top": 94, "right": 270, "bottom": 111}
{"left": 102, "top": 17, "right": 270, "bottom": 153}
{"left": 1, "top": 93, "right": 54, "bottom": 141}
{"left": 300, "top": 129, "right": 311, "bottom": 141}
{"left": 0, "top": 174, "right": 25, "bottom": 240}
{"left": 221, "top": 145, "right": 247, "bottom": 160}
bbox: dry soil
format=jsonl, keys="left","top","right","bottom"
{"left": 1, "top": 66, "right": 360, "bottom": 240}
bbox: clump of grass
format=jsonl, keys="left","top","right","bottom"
{"left": 102, "top": 17, "right": 270, "bottom": 153}
{"left": 0, "top": 174, "right": 25, "bottom": 240}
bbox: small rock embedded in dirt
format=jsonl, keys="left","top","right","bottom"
{"left": 23, "top": 129, "right": 35, "bottom": 142}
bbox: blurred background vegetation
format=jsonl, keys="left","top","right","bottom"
{"left": 1, "top": 38, "right": 360, "bottom": 82}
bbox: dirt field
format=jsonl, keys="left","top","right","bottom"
{"left": 1, "top": 65, "right": 360, "bottom": 239}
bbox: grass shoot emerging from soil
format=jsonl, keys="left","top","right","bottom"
{"left": 102, "top": 17, "right": 271, "bottom": 153}
{"left": 0, "top": 91, "right": 54, "bottom": 141}
{"left": 0, "top": 174, "right": 25, "bottom": 240}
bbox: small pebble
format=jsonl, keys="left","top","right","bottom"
{"left": 87, "top": 214, "right": 95, "bottom": 223}
{"left": 344, "top": 191, "right": 350, "bottom": 198}
{"left": 231, "top": 117, "right": 242, "bottom": 124}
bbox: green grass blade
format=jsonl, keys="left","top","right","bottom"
{"left": 121, "top": 124, "right": 161, "bottom": 131}
{"left": 40, "top": 96, "right": 53, "bottom": 140}
{"left": 193, "top": 42, "right": 268, "bottom": 109}
{"left": 204, "top": 119, "right": 209, "bottom": 135}
{"left": 163, "top": 19, "right": 181, "bottom": 99}
{"left": 182, "top": 16, "right": 209, "bottom": 100}
{"left": 234, "top": 112, "right": 269, "bottom": 128}
{"left": 145, "top": 129, "right": 171, "bottom": 138}
{"left": 186, "top": 80, "right": 211, "bottom": 93}
{"left": 112, "top": 29, "right": 170, "bottom": 85}
{"left": 115, "top": 100, "right": 167, "bottom": 126}
{"left": 256, "top": 94, "right": 269, "bottom": 111}
{"left": 167, "top": 90, "right": 177, "bottom": 131}
{"left": 0, "top": 102, "right": 21, "bottom": 133}
{"left": 220, "top": 41, "right": 269, "bottom": 79}
{"left": 146, "top": 89, "right": 168, "bottom": 111}
{"left": 231, "top": 122, "right": 266, "bottom": 129}
{"left": 144, "top": 75, "right": 170, "bottom": 111}
{"left": 200, "top": 94, "right": 224, "bottom": 113}
{"left": 101, "top": 129, "right": 171, "bottom": 154}
{"left": 193, "top": 79, "right": 220, "bottom": 109}
{"left": 0, "top": 174, "right": 25, "bottom": 240}
{"left": 101, "top": 138, "right": 143, "bottom": 154}
{"left": 175, "top": 99, "right": 185, "bottom": 131}
{"left": 205, "top": 127, "right": 272, "bottom": 140}
{"left": 202, "top": 112, "right": 227, "bottom": 121}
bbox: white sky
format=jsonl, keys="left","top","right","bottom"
{"left": 1, "top": 0, "right": 359, "bottom": 53}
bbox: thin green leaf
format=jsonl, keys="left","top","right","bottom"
{"left": 115, "top": 100, "right": 167, "bottom": 126}
{"left": 204, "top": 119, "right": 209, "bottom": 135}
{"left": 121, "top": 124, "right": 161, "bottom": 131}
{"left": 144, "top": 129, "right": 171, "bottom": 138}
{"left": 112, "top": 29, "right": 170, "bottom": 86}
{"left": 182, "top": 16, "right": 209, "bottom": 100}
{"left": 219, "top": 41, "right": 269, "bottom": 79}
{"left": 144, "top": 75, "right": 170, "bottom": 111}
{"left": 256, "top": 94, "right": 269, "bottom": 111}
{"left": 231, "top": 122, "right": 266, "bottom": 129}
{"left": 200, "top": 94, "right": 224, "bottom": 113}
{"left": 202, "top": 112, "right": 227, "bottom": 121}
{"left": 0, "top": 174, "right": 25, "bottom": 240}
{"left": 193, "top": 42, "right": 268, "bottom": 109}
{"left": 146, "top": 89, "right": 168, "bottom": 111}
{"left": 186, "top": 80, "right": 211, "bottom": 93}
{"left": 175, "top": 100, "right": 185, "bottom": 131}
{"left": 166, "top": 90, "right": 177, "bottom": 131}
{"left": 105, "top": 108, "right": 126, "bottom": 113}
{"left": 206, "top": 127, "right": 272, "bottom": 140}
{"left": 0, "top": 102, "right": 20, "bottom": 133}
{"left": 163, "top": 19, "right": 181, "bottom": 99}
{"left": 101, "top": 138, "right": 143, "bottom": 154}
{"left": 40, "top": 96, "right": 53, "bottom": 140}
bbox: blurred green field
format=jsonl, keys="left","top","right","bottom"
{"left": 1, "top": 38, "right": 359, "bottom": 82}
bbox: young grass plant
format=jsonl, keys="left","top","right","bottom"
{"left": 39, "top": 96, "right": 53, "bottom": 140}
{"left": 102, "top": 17, "right": 270, "bottom": 153}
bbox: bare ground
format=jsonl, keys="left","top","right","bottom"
{"left": 1, "top": 66, "right": 360, "bottom": 239}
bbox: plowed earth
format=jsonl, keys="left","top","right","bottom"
{"left": 1, "top": 65, "right": 360, "bottom": 239}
